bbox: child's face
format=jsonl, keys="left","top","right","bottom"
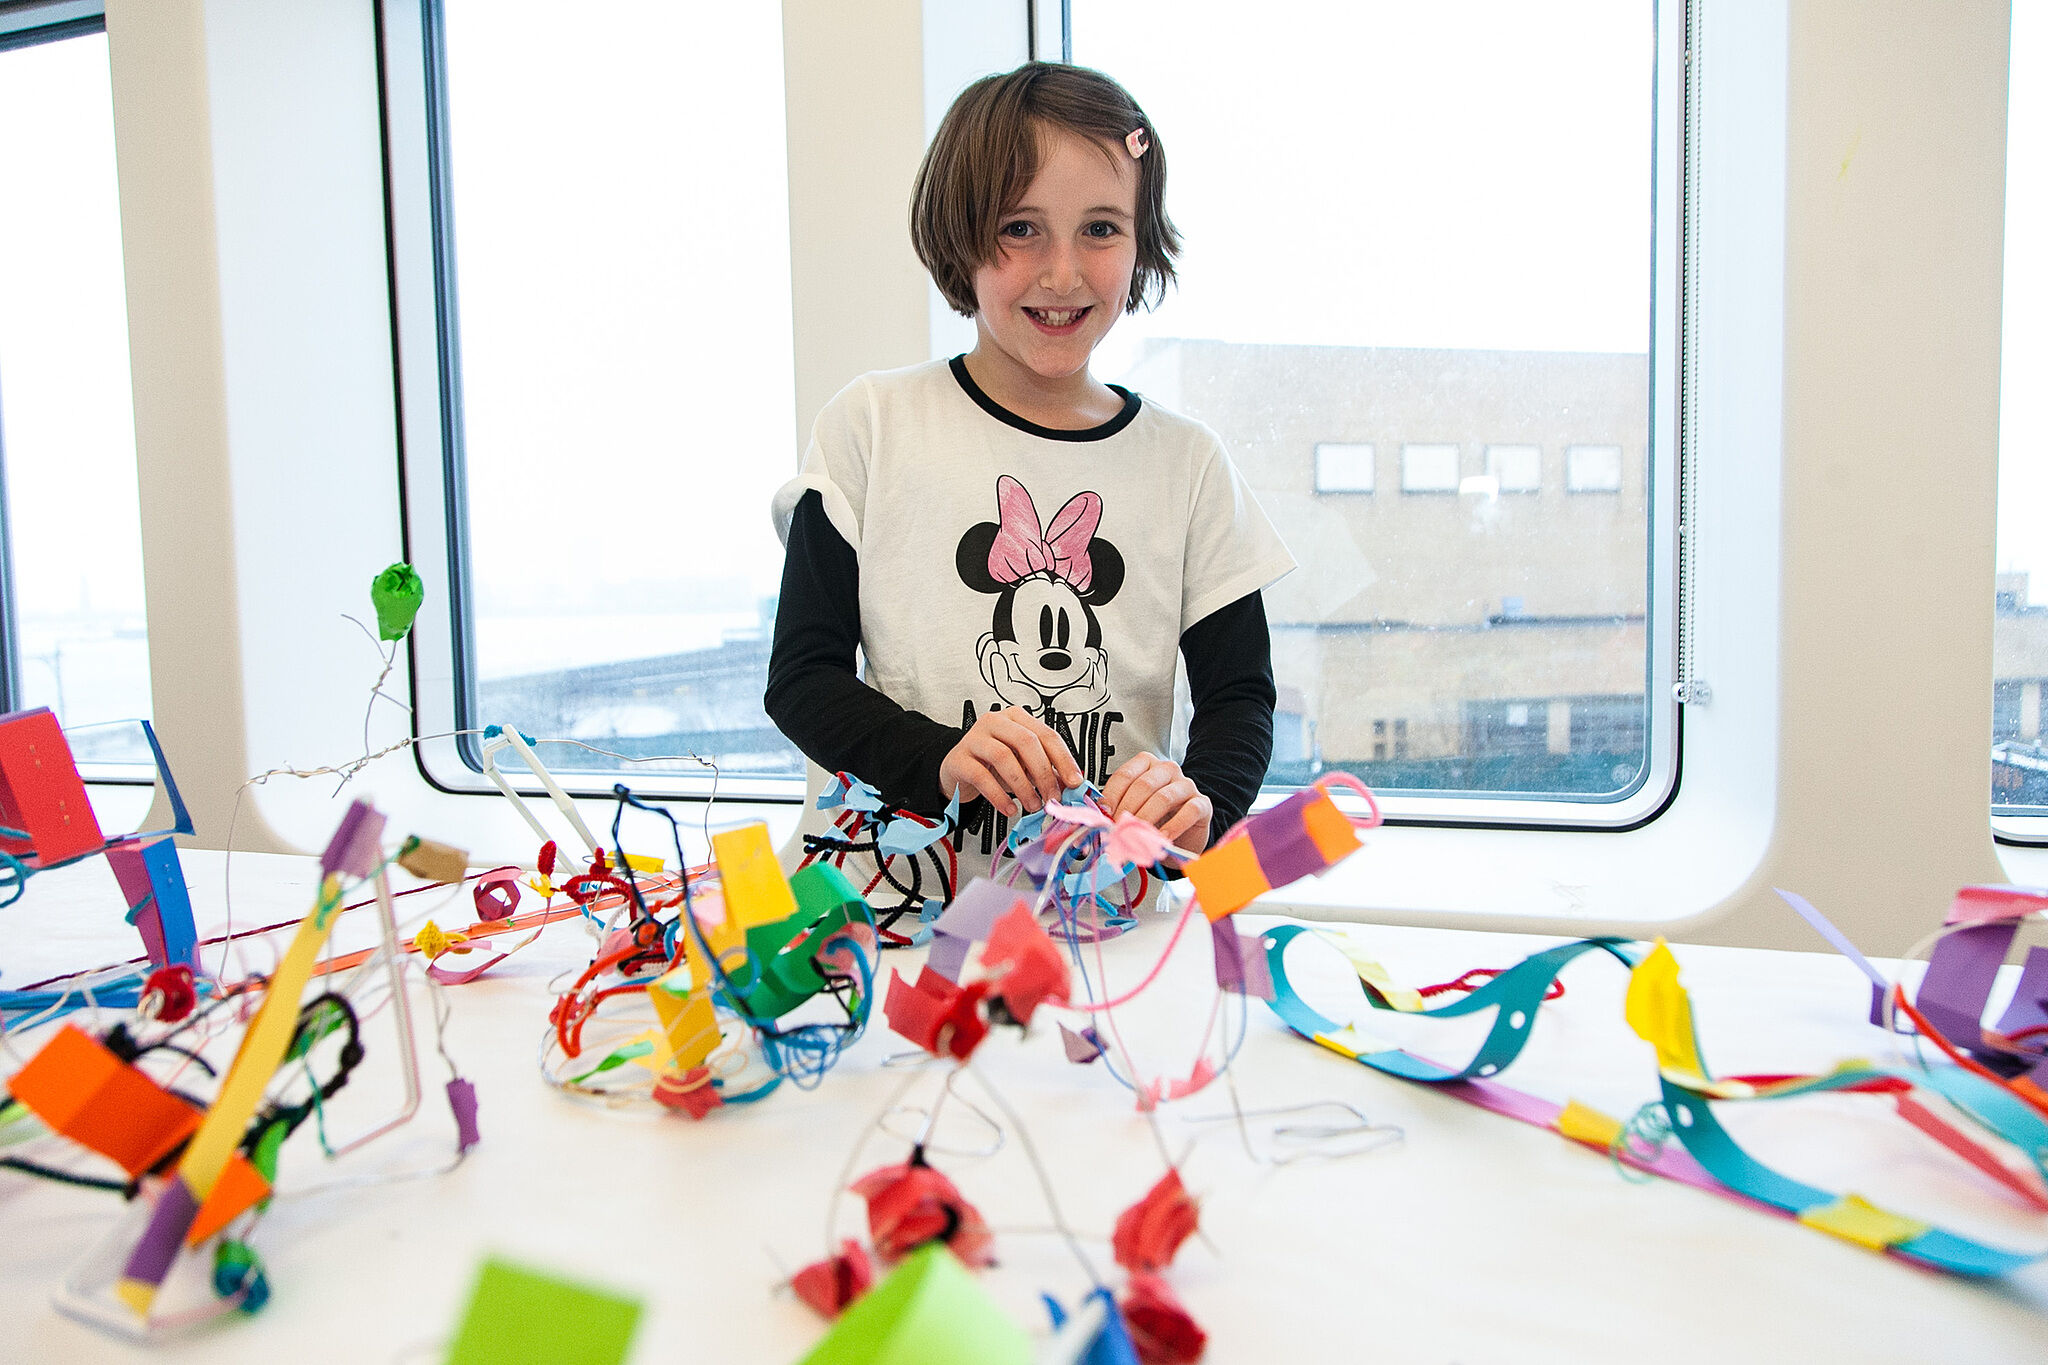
{"left": 971, "top": 128, "right": 1140, "bottom": 386}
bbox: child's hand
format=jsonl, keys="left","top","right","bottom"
{"left": 940, "top": 706, "right": 1084, "bottom": 817}
{"left": 1101, "top": 753, "right": 1213, "bottom": 853}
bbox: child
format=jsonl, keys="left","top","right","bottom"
{"left": 766, "top": 61, "right": 1293, "bottom": 867}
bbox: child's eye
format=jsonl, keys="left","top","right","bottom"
{"left": 1083, "top": 221, "right": 1121, "bottom": 239}
{"left": 1000, "top": 221, "right": 1035, "bottom": 239}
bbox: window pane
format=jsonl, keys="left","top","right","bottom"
{"left": 1995, "top": 1, "right": 2046, "bottom": 817}
{"left": 1313, "top": 443, "right": 1375, "bottom": 493}
{"left": 0, "top": 28, "right": 153, "bottom": 766}
{"left": 437, "top": 1, "right": 800, "bottom": 778}
{"left": 1400, "top": 443, "right": 1461, "bottom": 493}
{"left": 1073, "top": 0, "right": 1656, "bottom": 799}
{"left": 1487, "top": 444, "right": 1542, "bottom": 493}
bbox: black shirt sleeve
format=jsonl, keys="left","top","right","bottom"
{"left": 764, "top": 490, "right": 960, "bottom": 812}
{"left": 1179, "top": 591, "right": 1277, "bottom": 844}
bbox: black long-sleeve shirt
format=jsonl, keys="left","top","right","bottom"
{"left": 765, "top": 489, "right": 1276, "bottom": 842}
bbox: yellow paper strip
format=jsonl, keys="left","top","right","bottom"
{"left": 1313, "top": 1024, "right": 1398, "bottom": 1059}
{"left": 1555, "top": 1099, "right": 1625, "bottom": 1148}
{"left": 621, "top": 851, "right": 663, "bottom": 875}
{"left": 711, "top": 824, "right": 797, "bottom": 932}
{"left": 1623, "top": 939, "right": 1705, "bottom": 1078}
{"left": 1797, "top": 1194, "right": 1931, "bottom": 1251}
{"left": 1321, "top": 935, "right": 1426, "bottom": 1012}
{"left": 177, "top": 874, "right": 346, "bottom": 1203}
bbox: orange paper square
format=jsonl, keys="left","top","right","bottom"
{"left": 8, "top": 1025, "right": 201, "bottom": 1177}
{"left": 1186, "top": 836, "right": 1270, "bottom": 921}
{"left": 187, "top": 1153, "right": 272, "bottom": 1246}
{"left": 1300, "top": 788, "right": 1361, "bottom": 864}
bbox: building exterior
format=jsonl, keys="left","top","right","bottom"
{"left": 1120, "top": 339, "right": 1650, "bottom": 793}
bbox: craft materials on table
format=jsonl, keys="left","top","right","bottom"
{"left": 8, "top": 568, "right": 2048, "bottom": 1359}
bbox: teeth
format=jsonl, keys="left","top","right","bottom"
{"left": 1031, "top": 307, "right": 1085, "bottom": 327}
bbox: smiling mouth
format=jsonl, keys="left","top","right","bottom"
{"left": 1024, "top": 306, "right": 1091, "bottom": 331}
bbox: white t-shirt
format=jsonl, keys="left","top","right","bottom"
{"left": 771, "top": 357, "right": 1295, "bottom": 803}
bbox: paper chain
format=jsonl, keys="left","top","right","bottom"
{"left": 1261, "top": 924, "right": 2048, "bottom": 1276}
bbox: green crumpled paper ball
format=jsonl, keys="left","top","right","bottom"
{"left": 371, "top": 563, "right": 425, "bottom": 642}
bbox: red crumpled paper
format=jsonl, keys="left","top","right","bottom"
{"left": 1121, "top": 1272, "right": 1207, "bottom": 1364}
{"left": 1111, "top": 1169, "right": 1199, "bottom": 1273}
{"left": 982, "top": 905, "right": 1069, "bottom": 1026}
{"left": 652, "top": 1066, "right": 723, "bottom": 1120}
{"left": 850, "top": 1159, "right": 995, "bottom": 1267}
{"left": 790, "top": 1238, "right": 874, "bottom": 1319}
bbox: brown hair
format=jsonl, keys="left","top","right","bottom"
{"left": 911, "top": 62, "right": 1180, "bottom": 319}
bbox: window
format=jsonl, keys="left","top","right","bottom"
{"left": 1566, "top": 444, "right": 1624, "bottom": 492}
{"left": 1995, "top": 0, "right": 2046, "bottom": 834}
{"left": 1071, "top": 0, "right": 1677, "bottom": 819}
{"left": 1314, "top": 442, "right": 1375, "bottom": 493}
{"left": 1486, "top": 443, "right": 1542, "bottom": 492}
{"left": 0, "top": 6, "right": 152, "bottom": 768}
{"left": 1400, "top": 443, "right": 1461, "bottom": 493}
{"left": 385, "top": 0, "right": 800, "bottom": 797}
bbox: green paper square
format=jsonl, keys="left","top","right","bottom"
{"left": 446, "top": 1257, "right": 642, "bottom": 1365}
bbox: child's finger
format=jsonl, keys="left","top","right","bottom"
{"left": 990, "top": 712, "right": 1061, "bottom": 806}
{"left": 1021, "top": 711, "right": 1085, "bottom": 789}
{"left": 1160, "top": 799, "right": 1211, "bottom": 851}
{"left": 1113, "top": 759, "right": 1177, "bottom": 820}
{"left": 950, "top": 751, "right": 1018, "bottom": 816}
{"left": 972, "top": 734, "right": 1040, "bottom": 814}
{"left": 1004, "top": 708, "right": 1081, "bottom": 797}
{"left": 1133, "top": 776, "right": 1195, "bottom": 828}
{"left": 1101, "top": 753, "right": 1152, "bottom": 811}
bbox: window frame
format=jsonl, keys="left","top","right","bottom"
{"left": 0, "top": 0, "right": 159, "bottom": 788}
{"left": 379, "top": 0, "right": 808, "bottom": 806}
{"left": 385, "top": 0, "right": 1688, "bottom": 830}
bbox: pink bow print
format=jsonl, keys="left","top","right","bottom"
{"left": 987, "top": 475, "right": 1101, "bottom": 592}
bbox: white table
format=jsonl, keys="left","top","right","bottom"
{"left": 4, "top": 849, "right": 2046, "bottom": 1363}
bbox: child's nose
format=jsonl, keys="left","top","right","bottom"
{"left": 1038, "top": 242, "right": 1082, "bottom": 295}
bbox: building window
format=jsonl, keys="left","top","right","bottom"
{"left": 1486, "top": 443, "right": 1542, "bottom": 492}
{"left": 1314, "top": 442, "right": 1375, "bottom": 493}
{"left": 0, "top": 8, "right": 153, "bottom": 768}
{"left": 1400, "top": 444, "right": 1461, "bottom": 493}
{"left": 1566, "top": 444, "right": 1624, "bottom": 492}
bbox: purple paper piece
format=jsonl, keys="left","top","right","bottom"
{"left": 1994, "top": 946, "right": 2048, "bottom": 1038}
{"left": 1014, "top": 839, "right": 1057, "bottom": 879}
{"left": 320, "top": 799, "right": 387, "bottom": 877}
{"left": 1210, "top": 918, "right": 1275, "bottom": 1001}
{"left": 447, "top": 1077, "right": 481, "bottom": 1153}
{"left": 1918, "top": 919, "right": 2019, "bottom": 1058}
{"left": 122, "top": 1177, "right": 201, "bottom": 1291}
{"left": 1211, "top": 917, "right": 1248, "bottom": 990}
{"left": 1775, "top": 888, "right": 1893, "bottom": 1026}
{"left": 934, "top": 877, "right": 1023, "bottom": 942}
{"left": 1060, "top": 1022, "right": 1104, "bottom": 1064}
{"left": 926, "top": 931, "right": 973, "bottom": 983}
{"left": 1238, "top": 933, "right": 1275, "bottom": 1002}
{"left": 1244, "top": 788, "right": 1327, "bottom": 888}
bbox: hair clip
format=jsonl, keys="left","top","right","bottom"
{"left": 1125, "top": 127, "right": 1149, "bottom": 159}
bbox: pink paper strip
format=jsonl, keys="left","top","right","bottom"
{"left": 1896, "top": 1092, "right": 2048, "bottom": 1213}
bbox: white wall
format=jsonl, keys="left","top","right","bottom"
{"left": 99, "top": 0, "right": 2036, "bottom": 954}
